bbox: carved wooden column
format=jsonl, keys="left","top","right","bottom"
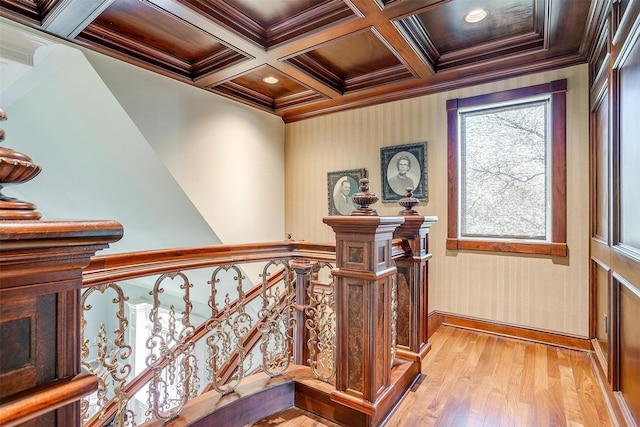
{"left": 393, "top": 212, "right": 437, "bottom": 361}
{"left": 291, "top": 259, "right": 312, "bottom": 366}
{"left": 323, "top": 216, "right": 404, "bottom": 408}
{"left": 0, "top": 221, "right": 123, "bottom": 426}
{"left": 323, "top": 179, "right": 408, "bottom": 425}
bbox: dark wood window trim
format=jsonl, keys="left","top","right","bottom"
{"left": 446, "top": 79, "right": 568, "bottom": 256}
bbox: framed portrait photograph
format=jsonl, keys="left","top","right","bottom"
{"left": 380, "top": 142, "right": 427, "bottom": 203}
{"left": 327, "top": 168, "right": 366, "bottom": 216}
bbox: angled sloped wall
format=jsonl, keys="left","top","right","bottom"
{"left": 1, "top": 19, "right": 285, "bottom": 253}
{"left": 83, "top": 49, "right": 285, "bottom": 245}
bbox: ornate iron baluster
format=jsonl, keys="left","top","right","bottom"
{"left": 145, "top": 272, "right": 198, "bottom": 422}
{"left": 206, "top": 265, "right": 253, "bottom": 394}
{"left": 391, "top": 274, "right": 398, "bottom": 364}
{"left": 81, "top": 283, "right": 134, "bottom": 426}
{"left": 305, "top": 262, "right": 336, "bottom": 382}
{"left": 258, "top": 260, "right": 294, "bottom": 377}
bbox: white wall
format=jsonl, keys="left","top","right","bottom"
{"left": 84, "top": 50, "right": 285, "bottom": 245}
{"left": 0, "top": 19, "right": 285, "bottom": 252}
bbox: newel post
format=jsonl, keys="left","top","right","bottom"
{"left": 0, "top": 111, "right": 124, "bottom": 426}
{"left": 393, "top": 190, "right": 437, "bottom": 360}
{"left": 323, "top": 179, "right": 405, "bottom": 416}
{"left": 0, "top": 221, "right": 123, "bottom": 426}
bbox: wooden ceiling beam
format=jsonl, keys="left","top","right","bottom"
{"left": 42, "top": 0, "right": 115, "bottom": 38}
{"left": 345, "top": 0, "right": 436, "bottom": 77}
{"left": 147, "top": 0, "right": 264, "bottom": 59}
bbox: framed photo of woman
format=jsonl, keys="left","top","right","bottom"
{"left": 380, "top": 142, "right": 427, "bottom": 202}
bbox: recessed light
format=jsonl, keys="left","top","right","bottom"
{"left": 262, "top": 76, "right": 279, "bottom": 84}
{"left": 464, "top": 8, "right": 487, "bottom": 23}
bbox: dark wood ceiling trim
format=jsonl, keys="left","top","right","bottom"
{"left": 264, "top": 0, "right": 441, "bottom": 62}
{"left": 268, "top": 18, "right": 371, "bottom": 60}
{"left": 275, "top": 90, "right": 326, "bottom": 111}
{"left": 177, "top": 0, "right": 356, "bottom": 50}
{"left": 0, "top": 0, "right": 43, "bottom": 24}
{"left": 344, "top": 64, "right": 415, "bottom": 92}
{"left": 175, "top": 0, "right": 265, "bottom": 47}
{"left": 285, "top": 54, "right": 343, "bottom": 94}
{"left": 266, "top": 0, "right": 356, "bottom": 48}
{"left": 191, "top": 49, "right": 250, "bottom": 78}
{"left": 393, "top": 15, "right": 438, "bottom": 70}
{"left": 266, "top": 61, "right": 342, "bottom": 99}
{"left": 281, "top": 52, "right": 585, "bottom": 123}
{"left": 77, "top": 23, "right": 194, "bottom": 79}
{"left": 380, "top": 0, "right": 450, "bottom": 22}
{"left": 437, "top": 32, "right": 545, "bottom": 70}
{"left": 207, "top": 74, "right": 327, "bottom": 112}
{"left": 211, "top": 81, "right": 276, "bottom": 110}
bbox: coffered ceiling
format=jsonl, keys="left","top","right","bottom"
{"left": 0, "top": 0, "right": 600, "bottom": 122}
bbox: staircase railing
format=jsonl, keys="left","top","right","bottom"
{"left": 1, "top": 211, "right": 435, "bottom": 427}
{"left": 80, "top": 241, "right": 337, "bottom": 426}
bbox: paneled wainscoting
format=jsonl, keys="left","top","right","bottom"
{"left": 252, "top": 324, "right": 614, "bottom": 426}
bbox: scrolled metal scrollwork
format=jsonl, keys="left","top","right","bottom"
{"left": 305, "top": 262, "right": 336, "bottom": 382}
{"left": 258, "top": 260, "right": 295, "bottom": 377}
{"left": 391, "top": 273, "right": 398, "bottom": 364}
{"left": 145, "top": 272, "right": 198, "bottom": 422}
{"left": 81, "top": 283, "right": 134, "bottom": 426}
{"left": 206, "top": 264, "right": 253, "bottom": 395}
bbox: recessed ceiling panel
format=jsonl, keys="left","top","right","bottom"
{"left": 211, "top": 66, "right": 326, "bottom": 111}
{"left": 286, "top": 29, "right": 415, "bottom": 93}
{"left": 77, "top": 0, "right": 248, "bottom": 78}
{"left": 395, "top": 0, "right": 546, "bottom": 71}
{"left": 227, "top": 0, "right": 326, "bottom": 28}
{"left": 419, "top": 0, "right": 537, "bottom": 53}
{"left": 177, "top": 0, "right": 356, "bottom": 48}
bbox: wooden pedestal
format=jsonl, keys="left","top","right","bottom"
{"left": 0, "top": 220, "right": 123, "bottom": 426}
{"left": 324, "top": 216, "right": 420, "bottom": 426}
{"left": 393, "top": 215, "right": 437, "bottom": 361}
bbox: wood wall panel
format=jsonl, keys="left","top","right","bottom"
{"left": 592, "top": 90, "right": 609, "bottom": 242}
{"left": 617, "top": 29, "right": 640, "bottom": 252}
{"left": 285, "top": 64, "right": 590, "bottom": 336}
{"left": 618, "top": 278, "right": 640, "bottom": 423}
{"left": 591, "top": 260, "right": 610, "bottom": 375}
{"left": 589, "top": 3, "right": 640, "bottom": 425}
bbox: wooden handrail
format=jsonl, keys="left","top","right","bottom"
{"left": 83, "top": 241, "right": 336, "bottom": 287}
{"left": 0, "top": 371, "right": 98, "bottom": 427}
{"left": 392, "top": 238, "right": 410, "bottom": 259}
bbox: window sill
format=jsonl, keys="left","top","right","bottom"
{"left": 447, "top": 238, "right": 567, "bottom": 256}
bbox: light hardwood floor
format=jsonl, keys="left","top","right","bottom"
{"left": 251, "top": 325, "right": 615, "bottom": 426}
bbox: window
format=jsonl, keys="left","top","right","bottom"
{"left": 446, "top": 80, "right": 567, "bottom": 256}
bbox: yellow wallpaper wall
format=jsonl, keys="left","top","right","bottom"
{"left": 285, "top": 64, "right": 589, "bottom": 336}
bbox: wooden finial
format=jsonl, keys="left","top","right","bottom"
{"left": 351, "top": 178, "right": 379, "bottom": 216}
{"left": 0, "top": 108, "right": 43, "bottom": 220}
{"left": 398, "top": 187, "right": 420, "bottom": 215}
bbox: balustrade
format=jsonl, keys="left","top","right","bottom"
{"left": 77, "top": 245, "right": 336, "bottom": 426}
{"left": 0, "top": 178, "right": 436, "bottom": 427}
